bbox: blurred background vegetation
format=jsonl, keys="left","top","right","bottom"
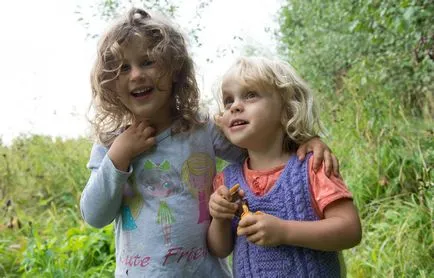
{"left": 1, "top": 0, "right": 433, "bottom": 277}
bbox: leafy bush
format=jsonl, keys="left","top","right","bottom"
{"left": 0, "top": 136, "right": 116, "bottom": 276}
{"left": 278, "top": 0, "right": 433, "bottom": 276}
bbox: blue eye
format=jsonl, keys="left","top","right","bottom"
{"left": 141, "top": 60, "right": 154, "bottom": 67}
{"left": 163, "top": 182, "right": 171, "bottom": 189}
{"left": 246, "top": 91, "right": 257, "bottom": 99}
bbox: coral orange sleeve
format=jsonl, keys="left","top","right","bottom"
{"left": 308, "top": 158, "right": 353, "bottom": 218}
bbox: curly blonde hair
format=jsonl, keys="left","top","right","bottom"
{"left": 217, "top": 56, "right": 323, "bottom": 151}
{"left": 90, "top": 8, "right": 203, "bottom": 146}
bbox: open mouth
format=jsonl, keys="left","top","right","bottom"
{"left": 230, "top": 119, "right": 249, "bottom": 127}
{"left": 131, "top": 87, "right": 153, "bottom": 98}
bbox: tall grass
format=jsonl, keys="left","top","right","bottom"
{"left": 320, "top": 58, "right": 434, "bottom": 277}
{"left": 0, "top": 105, "right": 432, "bottom": 277}
{"left": 346, "top": 194, "right": 433, "bottom": 277}
{"left": 0, "top": 136, "right": 115, "bottom": 277}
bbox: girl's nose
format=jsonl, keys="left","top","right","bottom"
{"left": 230, "top": 100, "right": 243, "bottom": 113}
{"left": 130, "top": 65, "right": 144, "bottom": 81}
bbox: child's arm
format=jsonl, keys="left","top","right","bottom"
{"left": 80, "top": 144, "right": 129, "bottom": 228}
{"left": 207, "top": 185, "right": 240, "bottom": 257}
{"left": 80, "top": 122, "right": 155, "bottom": 228}
{"left": 297, "top": 137, "right": 339, "bottom": 177}
{"left": 237, "top": 198, "right": 361, "bottom": 251}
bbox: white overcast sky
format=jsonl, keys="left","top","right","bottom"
{"left": 0, "top": 0, "right": 280, "bottom": 145}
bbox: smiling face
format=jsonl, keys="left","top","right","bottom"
{"left": 113, "top": 36, "right": 173, "bottom": 131}
{"left": 220, "top": 74, "right": 284, "bottom": 151}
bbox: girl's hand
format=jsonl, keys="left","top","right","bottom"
{"left": 209, "top": 186, "right": 240, "bottom": 221}
{"left": 297, "top": 137, "right": 340, "bottom": 177}
{"left": 108, "top": 121, "right": 156, "bottom": 171}
{"left": 237, "top": 212, "right": 284, "bottom": 247}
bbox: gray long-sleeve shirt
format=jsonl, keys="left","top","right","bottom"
{"left": 80, "top": 121, "right": 244, "bottom": 277}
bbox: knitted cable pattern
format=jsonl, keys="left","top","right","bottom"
{"left": 224, "top": 154, "right": 341, "bottom": 278}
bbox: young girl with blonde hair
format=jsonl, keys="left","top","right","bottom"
{"left": 80, "top": 8, "right": 338, "bottom": 277}
{"left": 208, "top": 56, "right": 362, "bottom": 277}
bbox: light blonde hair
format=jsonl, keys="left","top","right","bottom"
{"left": 181, "top": 152, "right": 215, "bottom": 198}
{"left": 90, "top": 8, "right": 203, "bottom": 146}
{"left": 217, "top": 56, "right": 323, "bottom": 151}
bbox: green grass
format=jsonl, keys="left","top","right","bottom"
{"left": 345, "top": 194, "right": 433, "bottom": 277}
{"left": 0, "top": 136, "right": 115, "bottom": 277}
{"left": 0, "top": 107, "right": 432, "bottom": 277}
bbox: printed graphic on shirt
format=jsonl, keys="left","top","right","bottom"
{"left": 141, "top": 159, "right": 181, "bottom": 245}
{"left": 119, "top": 245, "right": 209, "bottom": 271}
{"left": 121, "top": 174, "right": 142, "bottom": 230}
{"left": 181, "top": 153, "right": 215, "bottom": 223}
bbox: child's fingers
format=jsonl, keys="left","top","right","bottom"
{"left": 136, "top": 121, "right": 152, "bottom": 130}
{"left": 216, "top": 184, "right": 229, "bottom": 193}
{"left": 209, "top": 200, "right": 235, "bottom": 213}
{"left": 237, "top": 214, "right": 257, "bottom": 229}
{"left": 311, "top": 146, "right": 325, "bottom": 173}
{"left": 296, "top": 143, "right": 308, "bottom": 161}
{"left": 322, "top": 150, "right": 341, "bottom": 178}
{"left": 210, "top": 191, "right": 233, "bottom": 207}
{"left": 322, "top": 150, "right": 332, "bottom": 177}
{"left": 130, "top": 121, "right": 139, "bottom": 129}
{"left": 126, "top": 121, "right": 147, "bottom": 134}
{"left": 143, "top": 136, "right": 156, "bottom": 148}
{"left": 216, "top": 185, "right": 233, "bottom": 201}
{"left": 237, "top": 220, "right": 257, "bottom": 237}
{"left": 142, "top": 126, "right": 156, "bottom": 138}
{"left": 130, "top": 122, "right": 155, "bottom": 144}
{"left": 211, "top": 193, "right": 238, "bottom": 211}
{"left": 211, "top": 211, "right": 235, "bottom": 220}
{"left": 209, "top": 202, "right": 236, "bottom": 220}
{"left": 246, "top": 231, "right": 263, "bottom": 246}
{"left": 331, "top": 154, "right": 341, "bottom": 177}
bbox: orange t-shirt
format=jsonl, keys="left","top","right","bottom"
{"left": 213, "top": 157, "right": 352, "bottom": 218}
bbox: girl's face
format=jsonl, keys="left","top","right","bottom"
{"left": 220, "top": 75, "right": 284, "bottom": 151}
{"left": 114, "top": 36, "right": 173, "bottom": 132}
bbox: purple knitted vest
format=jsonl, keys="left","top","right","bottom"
{"left": 223, "top": 154, "right": 341, "bottom": 278}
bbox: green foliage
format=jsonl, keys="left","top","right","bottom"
{"left": 279, "top": 0, "right": 433, "bottom": 117}
{"left": 345, "top": 194, "right": 433, "bottom": 277}
{"left": 279, "top": 0, "right": 433, "bottom": 276}
{"left": 20, "top": 224, "right": 115, "bottom": 277}
{"left": 0, "top": 136, "right": 116, "bottom": 276}
{"left": 0, "top": 136, "right": 89, "bottom": 211}
{"left": 278, "top": 0, "right": 434, "bottom": 201}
